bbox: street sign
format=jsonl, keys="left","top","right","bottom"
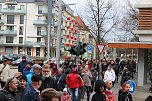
{"left": 87, "top": 44, "right": 92, "bottom": 53}
{"left": 128, "top": 80, "right": 136, "bottom": 94}
{"left": 96, "top": 44, "right": 106, "bottom": 54}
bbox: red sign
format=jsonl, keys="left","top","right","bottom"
{"left": 96, "top": 44, "right": 106, "bottom": 54}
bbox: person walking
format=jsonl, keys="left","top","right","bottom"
{"left": 0, "top": 77, "right": 21, "bottom": 101}
{"left": 0, "top": 59, "right": 10, "bottom": 88}
{"left": 23, "top": 74, "right": 43, "bottom": 101}
{"left": 18, "top": 56, "right": 27, "bottom": 73}
{"left": 66, "top": 65, "right": 84, "bottom": 101}
{"left": 39, "top": 64, "right": 57, "bottom": 91}
{"left": 118, "top": 81, "right": 133, "bottom": 101}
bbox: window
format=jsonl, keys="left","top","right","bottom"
{"left": 6, "top": 36, "right": 13, "bottom": 43}
{"left": 7, "top": 15, "right": 14, "bottom": 24}
{"left": 20, "top": 5, "right": 25, "bottom": 9}
{"left": 27, "top": 47, "right": 31, "bottom": 56}
{"left": 0, "top": 4, "right": 2, "bottom": 9}
{"left": 37, "top": 27, "right": 41, "bottom": 35}
{"left": 19, "top": 37, "right": 23, "bottom": 43}
{"left": 7, "top": 26, "right": 14, "bottom": 30}
{"left": 18, "top": 47, "right": 22, "bottom": 54}
{"left": 19, "top": 26, "right": 24, "bottom": 35}
{"left": 37, "top": 37, "right": 41, "bottom": 42}
{"left": 8, "top": 5, "right": 15, "bottom": 9}
{"left": 20, "top": 15, "right": 24, "bottom": 24}
{"left": 36, "top": 47, "right": 40, "bottom": 56}
{"left": 38, "top": 5, "right": 42, "bottom": 14}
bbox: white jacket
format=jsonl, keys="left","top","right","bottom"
{"left": 0, "top": 64, "right": 10, "bottom": 82}
{"left": 104, "top": 69, "right": 115, "bottom": 82}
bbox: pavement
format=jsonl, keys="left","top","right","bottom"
{"left": 9, "top": 66, "right": 152, "bottom": 101}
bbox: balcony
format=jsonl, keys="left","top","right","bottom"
{"left": 33, "top": 20, "right": 47, "bottom": 26}
{"left": 0, "top": 30, "right": 17, "bottom": 36}
{"left": 0, "top": 8, "right": 26, "bottom": 14}
{"left": 5, "top": 0, "right": 17, "bottom": 4}
{"left": 42, "top": 8, "right": 58, "bottom": 16}
{"left": 25, "top": 41, "right": 45, "bottom": 47}
{"left": 40, "top": 31, "right": 47, "bottom": 36}
{"left": 0, "top": 19, "right": 4, "bottom": 25}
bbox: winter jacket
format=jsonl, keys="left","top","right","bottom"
{"left": 39, "top": 76, "right": 57, "bottom": 91}
{"left": 118, "top": 91, "right": 133, "bottom": 101}
{"left": 0, "top": 64, "right": 10, "bottom": 82}
{"left": 18, "top": 61, "right": 27, "bottom": 73}
{"left": 26, "top": 69, "right": 35, "bottom": 86}
{"left": 0, "top": 89, "right": 21, "bottom": 101}
{"left": 104, "top": 69, "right": 115, "bottom": 82}
{"left": 104, "top": 89, "right": 115, "bottom": 101}
{"left": 23, "top": 85, "right": 40, "bottom": 101}
{"left": 23, "top": 68, "right": 31, "bottom": 75}
{"left": 56, "top": 74, "right": 66, "bottom": 91}
{"left": 82, "top": 71, "right": 92, "bottom": 87}
{"left": 66, "top": 72, "right": 84, "bottom": 89}
{"left": 91, "top": 80, "right": 107, "bottom": 101}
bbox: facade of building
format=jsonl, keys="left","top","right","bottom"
{"left": 0, "top": 0, "right": 78, "bottom": 58}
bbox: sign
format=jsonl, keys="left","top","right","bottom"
{"left": 96, "top": 44, "right": 106, "bottom": 54}
{"left": 87, "top": 44, "right": 92, "bottom": 53}
{"left": 128, "top": 80, "right": 136, "bottom": 94}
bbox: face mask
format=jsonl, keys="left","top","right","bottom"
{"left": 43, "top": 75, "right": 50, "bottom": 78}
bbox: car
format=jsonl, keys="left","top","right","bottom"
{"left": 11, "top": 57, "right": 33, "bottom": 66}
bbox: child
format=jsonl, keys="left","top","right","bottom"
{"left": 118, "top": 81, "right": 133, "bottom": 101}
{"left": 61, "top": 88, "right": 71, "bottom": 101}
{"left": 104, "top": 80, "right": 115, "bottom": 101}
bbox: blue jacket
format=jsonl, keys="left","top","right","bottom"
{"left": 26, "top": 69, "right": 35, "bottom": 86}
{"left": 23, "top": 85, "right": 40, "bottom": 101}
{"left": 18, "top": 61, "right": 27, "bottom": 73}
{"left": 23, "top": 68, "right": 31, "bottom": 75}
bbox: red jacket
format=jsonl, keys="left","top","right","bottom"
{"left": 66, "top": 72, "right": 84, "bottom": 88}
{"left": 104, "top": 90, "right": 115, "bottom": 101}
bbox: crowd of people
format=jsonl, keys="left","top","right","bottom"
{"left": 0, "top": 56, "right": 142, "bottom": 101}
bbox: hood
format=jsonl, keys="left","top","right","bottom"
{"left": 29, "top": 69, "right": 35, "bottom": 75}
{"left": 94, "top": 80, "right": 106, "bottom": 93}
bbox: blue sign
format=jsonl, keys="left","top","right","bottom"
{"left": 128, "top": 80, "right": 136, "bottom": 94}
{"left": 87, "top": 44, "right": 92, "bottom": 53}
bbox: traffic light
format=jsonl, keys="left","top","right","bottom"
{"left": 70, "top": 46, "right": 77, "bottom": 55}
{"left": 79, "top": 42, "right": 87, "bottom": 55}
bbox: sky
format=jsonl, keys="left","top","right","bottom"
{"left": 62, "top": 0, "right": 140, "bottom": 41}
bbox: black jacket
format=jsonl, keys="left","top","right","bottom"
{"left": 118, "top": 91, "right": 133, "bottom": 101}
{"left": 39, "top": 76, "right": 57, "bottom": 91}
{"left": 56, "top": 74, "right": 66, "bottom": 91}
{"left": 18, "top": 61, "right": 27, "bottom": 73}
{"left": 91, "top": 80, "right": 106, "bottom": 101}
{"left": 0, "top": 89, "right": 21, "bottom": 101}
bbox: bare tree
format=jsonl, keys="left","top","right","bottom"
{"left": 118, "top": 0, "right": 139, "bottom": 41}
{"left": 84, "top": 0, "right": 119, "bottom": 44}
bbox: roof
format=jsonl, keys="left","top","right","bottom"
{"left": 108, "top": 42, "right": 152, "bottom": 49}
{"left": 74, "top": 16, "right": 89, "bottom": 31}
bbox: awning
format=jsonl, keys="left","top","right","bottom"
{"left": 108, "top": 42, "right": 152, "bottom": 49}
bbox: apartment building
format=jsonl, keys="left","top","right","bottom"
{"left": 0, "top": 0, "right": 77, "bottom": 58}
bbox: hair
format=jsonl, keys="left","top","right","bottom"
{"left": 42, "top": 64, "right": 50, "bottom": 69}
{"left": 58, "top": 68, "right": 63, "bottom": 72}
{"left": 122, "top": 81, "right": 130, "bottom": 91}
{"left": 105, "top": 80, "right": 112, "bottom": 85}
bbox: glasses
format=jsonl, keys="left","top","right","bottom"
{"left": 42, "top": 71, "right": 50, "bottom": 73}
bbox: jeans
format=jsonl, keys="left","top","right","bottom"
{"left": 85, "top": 86, "right": 91, "bottom": 101}
{"left": 69, "top": 88, "right": 78, "bottom": 101}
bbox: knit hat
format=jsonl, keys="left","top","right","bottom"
{"left": 41, "top": 88, "right": 63, "bottom": 100}
{"left": 19, "top": 75, "right": 27, "bottom": 82}
{"left": 63, "top": 88, "right": 68, "bottom": 92}
{"left": 31, "top": 74, "right": 43, "bottom": 82}
{"left": 32, "top": 64, "right": 42, "bottom": 69}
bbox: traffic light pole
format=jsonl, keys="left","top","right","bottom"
{"left": 47, "top": 0, "right": 52, "bottom": 61}
{"left": 76, "top": 32, "right": 80, "bottom": 67}
{"left": 56, "top": 0, "right": 62, "bottom": 69}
